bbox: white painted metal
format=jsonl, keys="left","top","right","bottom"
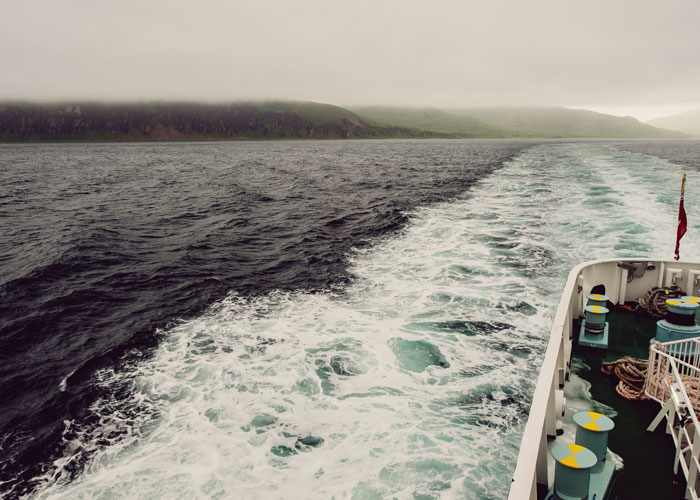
{"left": 659, "top": 262, "right": 666, "bottom": 288}
{"left": 687, "top": 269, "right": 700, "bottom": 296}
{"left": 618, "top": 267, "right": 628, "bottom": 305}
{"left": 665, "top": 267, "right": 684, "bottom": 287}
{"left": 508, "top": 258, "right": 700, "bottom": 500}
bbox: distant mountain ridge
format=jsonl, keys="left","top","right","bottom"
{"left": 350, "top": 107, "right": 500, "bottom": 137}
{"left": 647, "top": 109, "right": 700, "bottom": 137}
{"left": 353, "top": 105, "right": 683, "bottom": 139}
{"left": 0, "top": 101, "right": 443, "bottom": 142}
{"left": 0, "top": 101, "right": 684, "bottom": 142}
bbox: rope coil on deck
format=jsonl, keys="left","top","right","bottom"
{"left": 601, "top": 356, "right": 650, "bottom": 400}
{"left": 634, "top": 286, "right": 684, "bottom": 318}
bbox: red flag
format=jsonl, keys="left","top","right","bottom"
{"left": 675, "top": 173, "right": 687, "bottom": 261}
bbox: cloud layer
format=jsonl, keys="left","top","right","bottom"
{"left": 2, "top": 0, "right": 699, "bottom": 119}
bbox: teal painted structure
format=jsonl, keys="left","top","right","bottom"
{"left": 574, "top": 411, "right": 614, "bottom": 462}
{"left": 580, "top": 305, "right": 609, "bottom": 349}
{"left": 574, "top": 411, "right": 616, "bottom": 500}
{"left": 653, "top": 299, "right": 700, "bottom": 354}
{"left": 583, "top": 305, "right": 608, "bottom": 331}
{"left": 547, "top": 443, "right": 597, "bottom": 500}
{"left": 586, "top": 293, "right": 609, "bottom": 309}
{"left": 545, "top": 414, "right": 616, "bottom": 500}
{"left": 579, "top": 322, "right": 609, "bottom": 349}
{"left": 681, "top": 296, "right": 700, "bottom": 324}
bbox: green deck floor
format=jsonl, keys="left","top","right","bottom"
{"left": 572, "top": 305, "right": 686, "bottom": 499}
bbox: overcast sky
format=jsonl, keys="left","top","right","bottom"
{"left": 2, "top": 0, "right": 699, "bottom": 120}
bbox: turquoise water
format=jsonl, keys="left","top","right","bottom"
{"left": 33, "top": 143, "right": 700, "bottom": 499}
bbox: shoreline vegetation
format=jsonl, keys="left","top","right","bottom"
{"left": 0, "top": 100, "right": 688, "bottom": 143}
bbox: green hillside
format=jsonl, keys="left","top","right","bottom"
{"left": 257, "top": 100, "right": 364, "bottom": 126}
{"left": 350, "top": 106, "right": 499, "bottom": 137}
{"left": 451, "top": 106, "right": 683, "bottom": 138}
{"left": 647, "top": 109, "right": 700, "bottom": 137}
{"left": 351, "top": 105, "right": 681, "bottom": 139}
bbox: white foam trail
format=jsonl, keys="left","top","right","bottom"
{"left": 33, "top": 143, "right": 700, "bottom": 500}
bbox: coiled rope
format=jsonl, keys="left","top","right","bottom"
{"left": 634, "top": 286, "right": 684, "bottom": 318}
{"left": 601, "top": 356, "right": 650, "bottom": 401}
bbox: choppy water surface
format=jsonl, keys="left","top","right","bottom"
{"left": 1, "top": 139, "right": 699, "bottom": 499}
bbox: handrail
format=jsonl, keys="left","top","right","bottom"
{"left": 646, "top": 339, "right": 700, "bottom": 500}
{"left": 647, "top": 338, "right": 700, "bottom": 408}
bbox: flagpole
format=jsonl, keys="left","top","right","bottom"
{"left": 674, "top": 173, "right": 687, "bottom": 261}
{"left": 681, "top": 173, "right": 686, "bottom": 197}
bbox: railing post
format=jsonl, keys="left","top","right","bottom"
{"left": 557, "top": 337, "right": 566, "bottom": 388}
{"left": 618, "top": 268, "right": 628, "bottom": 305}
{"left": 686, "top": 424, "right": 700, "bottom": 500}
{"left": 546, "top": 371, "right": 557, "bottom": 438}
{"left": 536, "top": 420, "right": 549, "bottom": 487}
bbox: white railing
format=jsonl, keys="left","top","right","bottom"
{"left": 646, "top": 339, "right": 700, "bottom": 500}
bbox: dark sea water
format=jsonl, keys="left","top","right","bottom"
{"left": 612, "top": 139, "right": 700, "bottom": 170}
{"left": 0, "top": 139, "right": 531, "bottom": 497}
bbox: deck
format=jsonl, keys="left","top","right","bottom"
{"left": 571, "top": 305, "right": 686, "bottom": 498}
{"left": 508, "top": 259, "right": 700, "bottom": 500}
